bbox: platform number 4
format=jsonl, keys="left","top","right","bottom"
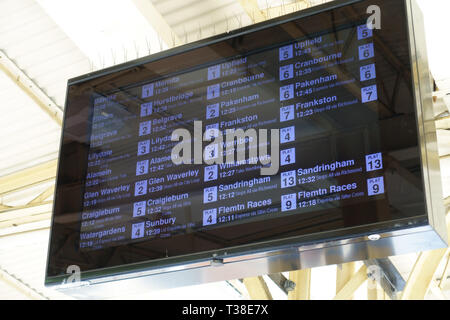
{"left": 281, "top": 148, "right": 295, "bottom": 166}
{"left": 280, "top": 126, "right": 295, "bottom": 144}
{"left": 131, "top": 222, "right": 145, "bottom": 239}
{"left": 203, "top": 208, "right": 217, "bottom": 226}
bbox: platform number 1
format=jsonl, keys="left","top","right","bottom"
{"left": 140, "top": 102, "right": 153, "bottom": 117}
{"left": 208, "top": 65, "right": 221, "bottom": 81}
{"left": 141, "top": 84, "right": 154, "bottom": 98}
{"left": 207, "top": 84, "right": 220, "bottom": 100}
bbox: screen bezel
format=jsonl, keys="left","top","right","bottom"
{"left": 45, "top": 0, "right": 445, "bottom": 287}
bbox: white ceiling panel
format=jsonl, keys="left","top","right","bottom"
{"left": 0, "top": 71, "right": 61, "bottom": 177}
{"left": 36, "top": 0, "right": 164, "bottom": 69}
{"left": 0, "top": 229, "right": 71, "bottom": 300}
{"left": 0, "top": 0, "right": 90, "bottom": 107}
{"left": 153, "top": 0, "right": 252, "bottom": 42}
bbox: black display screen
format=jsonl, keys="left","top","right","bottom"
{"left": 47, "top": 0, "right": 427, "bottom": 280}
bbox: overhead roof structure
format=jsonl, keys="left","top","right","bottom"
{"left": 0, "top": 0, "right": 448, "bottom": 300}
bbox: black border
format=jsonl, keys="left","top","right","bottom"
{"left": 46, "top": 0, "right": 429, "bottom": 286}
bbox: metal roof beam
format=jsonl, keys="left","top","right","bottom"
{"left": 130, "top": 0, "right": 180, "bottom": 48}
{"left": 0, "top": 160, "right": 57, "bottom": 196}
{"left": 0, "top": 266, "right": 48, "bottom": 300}
{"left": 0, "top": 201, "right": 52, "bottom": 216}
{"left": 336, "top": 262, "right": 356, "bottom": 299}
{"left": 0, "top": 212, "right": 52, "bottom": 229}
{"left": 27, "top": 185, "right": 55, "bottom": 205}
{"left": 0, "top": 220, "right": 50, "bottom": 238}
{"left": 238, "top": 0, "right": 267, "bottom": 23}
{"left": 267, "top": 273, "right": 295, "bottom": 295}
{"left": 240, "top": 0, "right": 311, "bottom": 23}
{"left": 243, "top": 276, "right": 273, "bottom": 299}
{"left": 226, "top": 279, "right": 248, "bottom": 298}
{"left": 262, "top": 1, "right": 310, "bottom": 19}
{"left": 287, "top": 269, "right": 311, "bottom": 300}
{"left": 333, "top": 264, "right": 368, "bottom": 300}
{"left": 0, "top": 50, "right": 63, "bottom": 126}
{"left": 438, "top": 252, "right": 450, "bottom": 290}
{"left": 0, "top": 201, "right": 52, "bottom": 229}
{"left": 400, "top": 248, "right": 448, "bottom": 300}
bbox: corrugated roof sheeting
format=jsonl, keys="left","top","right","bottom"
{"left": 0, "top": 0, "right": 90, "bottom": 106}
{"left": 0, "top": 0, "right": 91, "bottom": 180}
{"left": 0, "top": 71, "right": 60, "bottom": 178}
{"left": 153, "top": 0, "right": 253, "bottom": 43}
{"left": 0, "top": 229, "right": 70, "bottom": 299}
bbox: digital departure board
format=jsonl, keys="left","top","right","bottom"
{"left": 46, "top": 0, "right": 447, "bottom": 292}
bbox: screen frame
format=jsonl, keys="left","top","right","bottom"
{"left": 45, "top": 0, "right": 447, "bottom": 293}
